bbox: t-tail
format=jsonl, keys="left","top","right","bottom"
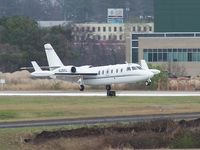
{"left": 44, "top": 43, "right": 64, "bottom": 71}
{"left": 141, "top": 60, "right": 160, "bottom": 75}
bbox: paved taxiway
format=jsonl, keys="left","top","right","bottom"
{"left": 0, "top": 91, "right": 199, "bottom": 96}
{"left": 0, "top": 112, "right": 200, "bottom": 128}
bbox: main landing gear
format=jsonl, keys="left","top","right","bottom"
{"left": 79, "top": 84, "right": 85, "bottom": 91}
{"left": 78, "top": 76, "right": 85, "bottom": 91}
{"left": 145, "top": 79, "right": 152, "bottom": 86}
{"left": 106, "top": 85, "right": 116, "bottom": 96}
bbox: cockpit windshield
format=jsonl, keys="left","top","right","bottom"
{"left": 131, "top": 66, "right": 143, "bottom": 70}
{"left": 136, "top": 66, "right": 143, "bottom": 70}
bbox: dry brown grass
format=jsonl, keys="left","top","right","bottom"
{"left": 1, "top": 70, "right": 78, "bottom": 90}
{"left": 19, "top": 119, "right": 200, "bottom": 150}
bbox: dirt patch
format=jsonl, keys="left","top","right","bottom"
{"left": 23, "top": 119, "right": 200, "bottom": 149}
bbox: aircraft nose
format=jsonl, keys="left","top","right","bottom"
{"left": 150, "top": 69, "right": 160, "bottom": 75}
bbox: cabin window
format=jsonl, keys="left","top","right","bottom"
{"left": 116, "top": 69, "right": 118, "bottom": 73}
{"left": 121, "top": 68, "right": 123, "bottom": 72}
{"left": 132, "top": 66, "right": 137, "bottom": 70}
{"left": 127, "top": 67, "right": 131, "bottom": 71}
{"left": 136, "top": 66, "right": 142, "bottom": 70}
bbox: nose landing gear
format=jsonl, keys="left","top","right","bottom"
{"left": 145, "top": 79, "right": 151, "bottom": 86}
{"left": 78, "top": 76, "right": 85, "bottom": 91}
{"left": 106, "top": 85, "right": 111, "bottom": 91}
{"left": 106, "top": 85, "right": 116, "bottom": 96}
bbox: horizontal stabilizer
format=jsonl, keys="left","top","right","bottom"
{"left": 21, "top": 66, "right": 60, "bottom": 70}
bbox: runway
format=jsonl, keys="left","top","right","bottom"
{"left": 0, "top": 112, "right": 200, "bottom": 128}
{"left": 0, "top": 91, "right": 199, "bottom": 96}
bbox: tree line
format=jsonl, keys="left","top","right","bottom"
{"left": 0, "top": 16, "right": 126, "bottom": 72}
{"left": 0, "top": 16, "right": 73, "bottom": 72}
{"left": 0, "top": 0, "right": 153, "bottom": 22}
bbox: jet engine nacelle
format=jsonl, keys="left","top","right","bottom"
{"left": 57, "top": 66, "right": 77, "bottom": 73}
{"left": 71, "top": 66, "right": 76, "bottom": 73}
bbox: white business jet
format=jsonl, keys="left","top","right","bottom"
{"left": 30, "top": 43, "right": 160, "bottom": 91}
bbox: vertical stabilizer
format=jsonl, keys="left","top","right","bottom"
{"left": 44, "top": 43, "right": 64, "bottom": 70}
{"left": 31, "top": 61, "right": 42, "bottom": 71}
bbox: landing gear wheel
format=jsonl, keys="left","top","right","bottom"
{"left": 145, "top": 80, "right": 151, "bottom": 86}
{"left": 106, "top": 85, "right": 111, "bottom": 91}
{"left": 80, "top": 85, "right": 85, "bottom": 91}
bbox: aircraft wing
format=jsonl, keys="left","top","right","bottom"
{"left": 54, "top": 72, "right": 97, "bottom": 82}
{"left": 55, "top": 73, "right": 97, "bottom": 76}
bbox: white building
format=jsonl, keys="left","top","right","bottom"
{"left": 72, "top": 23, "right": 154, "bottom": 41}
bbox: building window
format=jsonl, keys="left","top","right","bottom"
{"left": 143, "top": 48, "right": 200, "bottom": 62}
{"left": 163, "top": 53, "right": 167, "bottom": 61}
{"left": 132, "top": 26, "right": 136, "bottom": 31}
{"left": 116, "top": 69, "right": 118, "bottom": 73}
{"left": 102, "top": 70, "right": 104, "bottom": 75}
{"left": 87, "top": 27, "right": 90, "bottom": 31}
{"left": 103, "top": 35, "right": 106, "bottom": 40}
{"left": 114, "top": 27, "right": 117, "bottom": 32}
{"left": 109, "top": 35, "right": 112, "bottom": 40}
{"left": 111, "top": 70, "right": 113, "bottom": 73}
{"left": 121, "top": 68, "right": 123, "bottom": 72}
{"left": 132, "top": 41, "right": 138, "bottom": 47}
{"left": 81, "top": 27, "right": 85, "bottom": 32}
{"left": 103, "top": 27, "right": 106, "bottom": 32}
{"left": 188, "top": 53, "right": 192, "bottom": 61}
{"left": 119, "top": 35, "right": 123, "bottom": 40}
{"left": 158, "top": 53, "right": 163, "bottom": 61}
{"left": 144, "top": 26, "right": 147, "bottom": 32}
{"left": 98, "top": 27, "right": 101, "bottom": 32}
{"left": 97, "top": 35, "right": 101, "bottom": 40}
{"left": 148, "top": 53, "right": 152, "bottom": 62}
{"left": 92, "top": 27, "right": 95, "bottom": 32}
{"left": 119, "top": 26, "right": 123, "bottom": 32}
{"left": 153, "top": 53, "right": 157, "bottom": 61}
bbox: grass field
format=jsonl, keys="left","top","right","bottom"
{"left": 0, "top": 96, "right": 200, "bottom": 121}
{"left": 0, "top": 96, "right": 200, "bottom": 150}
